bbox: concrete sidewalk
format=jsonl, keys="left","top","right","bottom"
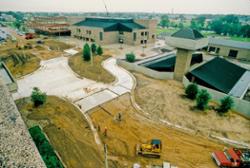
{"left": 13, "top": 56, "right": 134, "bottom": 113}
{"left": 75, "top": 58, "right": 134, "bottom": 112}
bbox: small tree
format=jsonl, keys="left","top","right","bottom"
{"left": 126, "top": 53, "right": 136, "bottom": 63}
{"left": 31, "top": 87, "right": 47, "bottom": 107}
{"left": 185, "top": 83, "right": 198, "bottom": 100}
{"left": 196, "top": 89, "right": 211, "bottom": 110}
{"left": 218, "top": 96, "right": 234, "bottom": 113}
{"left": 91, "top": 43, "right": 97, "bottom": 54}
{"left": 83, "top": 43, "right": 91, "bottom": 61}
{"left": 97, "top": 46, "right": 103, "bottom": 56}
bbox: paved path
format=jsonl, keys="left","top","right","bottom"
{"left": 13, "top": 56, "right": 134, "bottom": 113}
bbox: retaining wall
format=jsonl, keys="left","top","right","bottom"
{"left": 117, "top": 59, "right": 173, "bottom": 80}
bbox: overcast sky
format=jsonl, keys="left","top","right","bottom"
{"left": 0, "top": 0, "right": 250, "bottom": 15}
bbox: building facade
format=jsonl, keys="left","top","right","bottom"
{"left": 207, "top": 38, "right": 250, "bottom": 61}
{"left": 71, "top": 17, "right": 157, "bottom": 45}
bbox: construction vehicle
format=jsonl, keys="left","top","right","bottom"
{"left": 212, "top": 148, "right": 250, "bottom": 168}
{"left": 136, "top": 139, "right": 162, "bottom": 158}
{"left": 25, "top": 33, "right": 35, "bottom": 40}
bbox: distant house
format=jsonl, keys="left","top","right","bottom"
{"left": 71, "top": 17, "right": 157, "bottom": 45}
{"left": 186, "top": 57, "right": 250, "bottom": 98}
{"left": 207, "top": 38, "right": 250, "bottom": 61}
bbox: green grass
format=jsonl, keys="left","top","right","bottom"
{"left": 156, "top": 27, "right": 178, "bottom": 35}
{"left": 202, "top": 31, "right": 250, "bottom": 42}
{"left": 29, "top": 126, "right": 64, "bottom": 168}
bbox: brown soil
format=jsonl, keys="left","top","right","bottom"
{"left": 16, "top": 96, "right": 104, "bottom": 168}
{"left": 0, "top": 39, "right": 73, "bottom": 77}
{"left": 133, "top": 73, "right": 250, "bottom": 143}
{"left": 68, "top": 52, "right": 116, "bottom": 83}
{"left": 90, "top": 94, "right": 226, "bottom": 168}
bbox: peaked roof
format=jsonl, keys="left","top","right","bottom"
{"left": 74, "top": 17, "right": 145, "bottom": 32}
{"left": 171, "top": 28, "right": 204, "bottom": 40}
{"left": 189, "top": 57, "right": 247, "bottom": 94}
{"left": 209, "top": 38, "right": 250, "bottom": 50}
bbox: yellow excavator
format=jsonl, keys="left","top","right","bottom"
{"left": 136, "top": 139, "right": 162, "bottom": 158}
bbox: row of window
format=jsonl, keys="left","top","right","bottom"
{"left": 76, "top": 28, "right": 92, "bottom": 35}
{"left": 208, "top": 46, "right": 239, "bottom": 58}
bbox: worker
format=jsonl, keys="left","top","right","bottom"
{"left": 103, "top": 127, "right": 107, "bottom": 137}
{"left": 117, "top": 112, "right": 122, "bottom": 121}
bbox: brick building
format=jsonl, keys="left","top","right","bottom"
{"left": 71, "top": 17, "right": 157, "bottom": 45}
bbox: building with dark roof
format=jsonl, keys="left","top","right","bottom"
{"left": 71, "top": 17, "right": 157, "bottom": 45}
{"left": 186, "top": 57, "right": 250, "bottom": 98}
{"left": 208, "top": 38, "right": 250, "bottom": 61}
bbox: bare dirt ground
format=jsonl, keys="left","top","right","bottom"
{"left": 16, "top": 96, "right": 104, "bottom": 168}
{"left": 133, "top": 73, "right": 250, "bottom": 144}
{"left": 90, "top": 94, "right": 226, "bottom": 168}
{"left": 69, "top": 50, "right": 116, "bottom": 84}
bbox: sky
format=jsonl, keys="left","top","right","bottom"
{"left": 0, "top": 0, "right": 250, "bottom": 15}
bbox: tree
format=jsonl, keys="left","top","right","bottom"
{"left": 196, "top": 16, "right": 206, "bottom": 28}
{"left": 241, "top": 25, "right": 250, "bottom": 38}
{"left": 83, "top": 43, "right": 91, "bottom": 61}
{"left": 160, "top": 15, "right": 170, "bottom": 28}
{"left": 185, "top": 83, "right": 198, "bottom": 100}
{"left": 97, "top": 46, "right": 103, "bottom": 56}
{"left": 190, "top": 19, "right": 199, "bottom": 30}
{"left": 196, "top": 89, "right": 211, "bottom": 110}
{"left": 91, "top": 43, "right": 97, "bottom": 54}
{"left": 31, "top": 87, "right": 47, "bottom": 107}
{"left": 126, "top": 53, "right": 136, "bottom": 63}
{"left": 218, "top": 96, "right": 234, "bottom": 114}
{"left": 178, "top": 22, "right": 184, "bottom": 29}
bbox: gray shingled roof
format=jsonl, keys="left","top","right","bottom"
{"left": 171, "top": 28, "right": 204, "bottom": 40}
{"left": 188, "top": 57, "right": 247, "bottom": 94}
{"left": 74, "top": 17, "right": 145, "bottom": 32}
{"left": 209, "top": 38, "right": 250, "bottom": 50}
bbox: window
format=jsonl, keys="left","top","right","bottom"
{"left": 215, "top": 48, "right": 220, "bottom": 54}
{"left": 141, "top": 32, "right": 144, "bottom": 36}
{"left": 228, "top": 49, "right": 238, "bottom": 58}
{"left": 152, "top": 34, "right": 155, "bottom": 39}
{"left": 77, "top": 29, "right": 81, "bottom": 33}
{"left": 99, "top": 32, "right": 103, "bottom": 41}
{"left": 144, "top": 40, "right": 147, "bottom": 44}
{"left": 140, "top": 40, "right": 144, "bottom": 44}
{"left": 119, "top": 31, "right": 124, "bottom": 35}
{"left": 133, "top": 32, "right": 137, "bottom": 41}
{"left": 208, "top": 46, "right": 216, "bottom": 52}
{"left": 145, "top": 32, "right": 148, "bottom": 36}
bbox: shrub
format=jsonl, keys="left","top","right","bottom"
{"left": 83, "top": 43, "right": 91, "bottom": 61}
{"left": 126, "top": 53, "right": 136, "bottom": 63}
{"left": 97, "top": 45, "right": 103, "bottom": 55}
{"left": 29, "top": 126, "right": 64, "bottom": 168}
{"left": 185, "top": 83, "right": 198, "bottom": 100}
{"left": 91, "top": 43, "right": 97, "bottom": 54}
{"left": 196, "top": 89, "right": 211, "bottom": 110}
{"left": 218, "top": 96, "right": 234, "bottom": 113}
{"left": 31, "top": 87, "right": 47, "bottom": 107}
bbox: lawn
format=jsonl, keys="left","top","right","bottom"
{"left": 16, "top": 96, "right": 104, "bottom": 168}
{"left": 156, "top": 27, "right": 178, "bottom": 35}
{"left": 68, "top": 52, "right": 116, "bottom": 83}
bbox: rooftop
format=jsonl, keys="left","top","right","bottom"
{"left": 209, "top": 38, "right": 250, "bottom": 50}
{"left": 188, "top": 57, "right": 249, "bottom": 97}
{"left": 171, "top": 28, "right": 204, "bottom": 40}
{"left": 74, "top": 17, "right": 145, "bottom": 32}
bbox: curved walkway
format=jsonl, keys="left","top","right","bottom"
{"left": 12, "top": 56, "right": 134, "bottom": 113}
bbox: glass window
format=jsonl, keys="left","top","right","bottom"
{"left": 133, "top": 32, "right": 137, "bottom": 41}
{"left": 100, "top": 32, "right": 103, "bottom": 41}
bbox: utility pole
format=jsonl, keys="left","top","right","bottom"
{"left": 104, "top": 144, "right": 109, "bottom": 168}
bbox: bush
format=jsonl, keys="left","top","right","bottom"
{"left": 31, "top": 87, "right": 47, "bottom": 107}
{"left": 185, "top": 83, "right": 198, "bottom": 100}
{"left": 218, "top": 96, "right": 234, "bottom": 113}
{"left": 97, "top": 45, "right": 103, "bottom": 55}
{"left": 83, "top": 43, "right": 91, "bottom": 61}
{"left": 126, "top": 53, "right": 136, "bottom": 63}
{"left": 29, "top": 126, "right": 64, "bottom": 168}
{"left": 91, "top": 43, "right": 97, "bottom": 54}
{"left": 196, "top": 89, "right": 211, "bottom": 110}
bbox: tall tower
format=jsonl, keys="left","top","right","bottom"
{"left": 166, "top": 28, "right": 208, "bottom": 81}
